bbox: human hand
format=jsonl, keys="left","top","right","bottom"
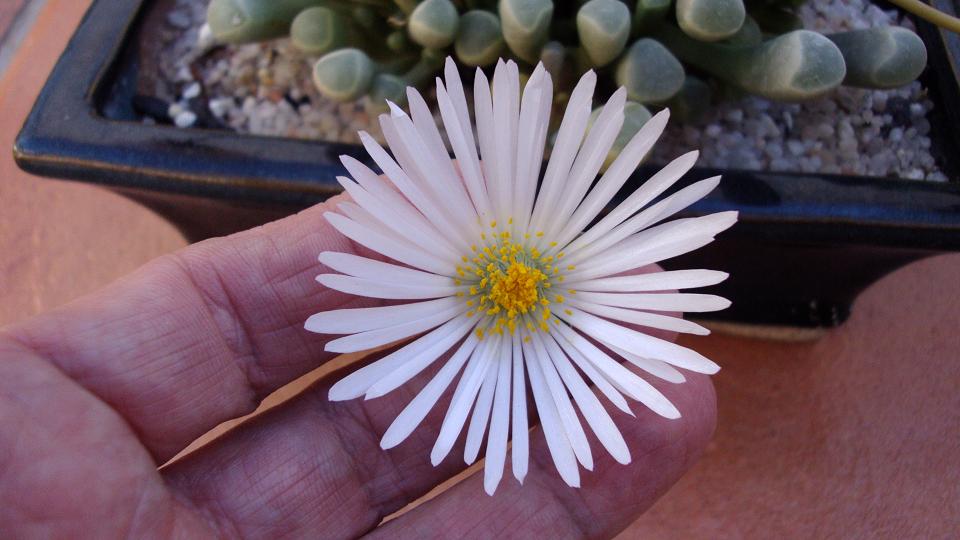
{"left": 0, "top": 196, "right": 716, "bottom": 538}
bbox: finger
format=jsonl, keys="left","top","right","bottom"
{"left": 162, "top": 358, "right": 470, "bottom": 539}
{"left": 0, "top": 335, "right": 212, "bottom": 536}
{"left": 4, "top": 195, "right": 386, "bottom": 461}
{"left": 370, "top": 371, "right": 716, "bottom": 539}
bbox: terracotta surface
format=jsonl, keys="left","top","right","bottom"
{"left": 1, "top": 2, "right": 958, "bottom": 538}
{"left": 625, "top": 253, "right": 960, "bottom": 539}
{"left": 0, "top": 0, "right": 185, "bottom": 328}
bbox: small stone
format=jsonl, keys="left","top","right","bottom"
{"left": 787, "top": 140, "right": 805, "bottom": 157}
{"left": 174, "top": 110, "right": 197, "bottom": 128}
{"left": 905, "top": 168, "right": 924, "bottom": 180}
{"left": 182, "top": 82, "right": 201, "bottom": 99}
{"left": 196, "top": 24, "right": 216, "bottom": 52}
{"left": 167, "top": 102, "right": 185, "bottom": 118}
{"left": 208, "top": 97, "right": 232, "bottom": 118}
{"left": 167, "top": 10, "right": 191, "bottom": 30}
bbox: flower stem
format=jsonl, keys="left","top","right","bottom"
{"left": 887, "top": 0, "right": 960, "bottom": 34}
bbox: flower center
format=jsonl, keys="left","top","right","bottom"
{"left": 486, "top": 259, "right": 547, "bottom": 316}
{"left": 457, "top": 221, "right": 574, "bottom": 339}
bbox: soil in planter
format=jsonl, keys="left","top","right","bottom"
{"left": 141, "top": 0, "right": 948, "bottom": 182}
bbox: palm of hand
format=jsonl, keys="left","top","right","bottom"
{"left": 0, "top": 197, "right": 715, "bottom": 538}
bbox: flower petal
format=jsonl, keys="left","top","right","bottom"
{"left": 432, "top": 336, "right": 498, "bottom": 465}
{"left": 553, "top": 330, "right": 634, "bottom": 415}
{"left": 328, "top": 315, "right": 471, "bottom": 401}
{"left": 382, "top": 107, "right": 478, "bottom": 241}
{"left": 553, "top": 108, "right": 671, "bottom": 248}
{"left": 529, "top": 71, "right": 596, "bottom": 235}
{"left": 565, "top": 150, "right": 699, "bottom": 256}
{"left": 522, "top": 337, "right": 580, "bottom": 487}
{"left": 491, "top": 60, "right": 519, "bottom": 221}
{"left": 567, "top": 298, "right": 711, "bottom": 335}
{"left": 380, "top": 334, "right": 480, "bottom": 449}
{"left": 464, "top": 352, "right": 498, "bottom": 464}
{"left": 364, "top": 315, "right": 476, "bottom": 399}
{"left": 543, "top": 87, "right": 627, "bottom": 241}
{"left": 514, "top": 64, "right": 551, "bottom": 228}
{"left": 574, "top": 292, "right": 731, "bottom": 313}
{"left": 510, "top": 336, "right": 529, "bottom": 483}
{"left": 560, "top": 307, "right": 720, "bottom": 374}
{"left": 542, "top": 333, "right": 630, "bottom": 464}
{"left": 306, "top": 297, "right": 460, "bottom": 334}
{"left": 473, "top": 67, "right": 497, "bottom": 212}
{"left": 340, "top": 157, "right": 461, "bottom": 256}
{"left": 567, "top": 269, "right": 729, "bottom": 292}
{"left": 317, "top": 274, "right": 461, "bottom": 300}
{"left": 530, "top": 332, "right": 593, "bottom": 471}
{"left": 444, "top": 57, "right": 472, "bottom": 141}
{"left": 323, "top": 301, "right": 466, "bottom": 353}
{"left": 484, "top": 337, "right": 512, "bottom": 494}
{"left": 554, "top": 322, "right": 681, "bottom": 419}
{"left": 323, "top": 212, "right": 452, "bottom": 276}
{"left": 567, "top": 211, "right": 738, "bottom": 281}
{"left": 336, "top": 176, "right": 460, "bottom": 260}
{"left": 318, "top": 251, "right": 452, "bottom": 287}
{"left": 606, "top": 344, "right": 687, "bottom": 384}
{"left": 360, "top": 130, "right": 471, "bottom": 252}
{"left": 436, "top": 80, "right": 491, "bottom": 219}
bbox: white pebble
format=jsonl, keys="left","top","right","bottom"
{"left": 167, "top": 102, "right": 185, "bottom": 118}
{"left": 167, "top": 10, "right": 191, "bottom": 30}
{"left": 174, "top": 111, "right": 197, "bottom": 128}
{"left": 787, "top": 140, "right": 805, "bottom": 157}
{"left": 208, "top": 97, "right": 232, "bottom": 118}
{"left": 196, "top": 23, "right": 217, "bottom": 51}
{"left": 182, "top": 82, "right": 201, "bottom": 99}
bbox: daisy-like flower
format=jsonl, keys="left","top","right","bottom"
{"left": 306, "top": 57, "right": 736, "bottom": 495}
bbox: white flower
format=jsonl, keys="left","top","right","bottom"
{"left": 306, "top": 58, "right": 736, "bottom": 495}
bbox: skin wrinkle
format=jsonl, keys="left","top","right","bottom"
{"left": 326, "top": 401, "right": 404, "bottom": 529}
{"left": 0, "top": 338, "right": 206, "bottom": 537}
{"left": 4, "top": 198, "right": 378, "bottom": 464}
{"left": 164, "top": 358, "right": 479, "bottom": 539}
{"left": 325, "top": 366, "right": 457, "bottom": 521}
{"left": 7, "top": 264, "right": 256, "bottom": 462}
{"left": 175, "top": 231, "right": 317, "bottom": 390}
{"left": 169, "top": 250, "right": 263, "bottom": 396}
{"left": 242, "top": 451, "right": 323, "bottom": 532}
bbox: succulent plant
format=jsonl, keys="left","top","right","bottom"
{"left": 576, "top": 0, "right": 632, "bottom": 68}
{"left": 828, "top": 27, "right": 928, "bottom": 89}
{"left": 205, "top": 0, "right": 929, "bottom": 127}
{"left": 675, "top": 0, "right": 746, "bottom": 42}
{"left": 616, "top": 38, "right": 686, "bottom": 104}
{"left": 655, "top": 25, "right": 848, "bottom": 101}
